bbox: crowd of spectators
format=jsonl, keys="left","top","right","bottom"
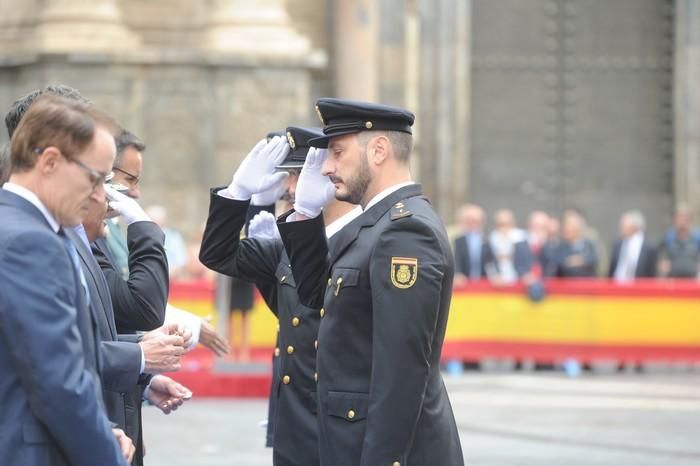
{"left": 452, "top": 203, "right": 700, "bottom": 286}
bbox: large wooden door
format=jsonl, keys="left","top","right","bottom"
{"left": 469, "top": 0, "right": 674, "bottom": 239}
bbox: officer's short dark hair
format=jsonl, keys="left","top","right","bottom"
{"left": 357, "top": 130, "right": 413, "bottom": 163}
{"left": 5, "top": 85, "right": 90, "bottom": 138}
{"left": 114, "top": 129, "right": 146, "bottom": 168}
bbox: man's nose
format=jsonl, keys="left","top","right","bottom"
{"left": 321, "top": 157, "right": 333, "bottom": 177}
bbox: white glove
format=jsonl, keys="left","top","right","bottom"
{"left": 105, "top": 185, "right": 151, "bottom": 225}
{"left": 224, "top": 137, "right": 289, "bottom": 201}
{"left": 251, "top": 177, "right": 287, "bottom": 206}
{"left": 247, "top": 211, "right": 280, "bottom": 241}
{"left": 293, "top": 148, "right": 335, "bottom": 218}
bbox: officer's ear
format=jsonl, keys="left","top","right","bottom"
{"left": 369, "top": 134, "right": 390, "bottom": 166}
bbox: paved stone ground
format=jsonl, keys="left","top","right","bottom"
{"left": 142, "top": 372, "right": 700, "bottom": 466}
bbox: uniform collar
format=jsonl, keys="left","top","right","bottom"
{"left": 364, "top": 182, "right": 415, "bottom": 211}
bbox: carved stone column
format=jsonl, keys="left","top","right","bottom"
{"left": 203, "top": 0, "right": 310, "bottom": 58}
{"left": 33, "top": 0, "right": 139, "bottom": 52}
{"left": 674, "top": 0, "right": 700, "bottom": 216}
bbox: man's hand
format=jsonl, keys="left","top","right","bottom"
{"left": 293, "top": 148, "right": 335, "bottom": 218}
{"left": 247, "top": 211, "right": 281, "bottom": 241}
{"left": 199, "top": 317, "right": 229, "bottom": 357}
{"left": 112, "top": 428, "right": 135, "bottom": 463}
{"left": 105, "top": 184, "right": 151, "bottom": 225}
{"left": 147, "top": 375, "right": 192, "bottom": 414}
{"left": 139, "top": 323, "right": 186, "bottom": 373}
{"left": 565, "top": 254, "right": 585, "bottom": 268}
{"left": 225, "top": 137, "right": 290, "bottom": 200}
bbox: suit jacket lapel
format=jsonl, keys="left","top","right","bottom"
{"left": 66, "top": 229, "right": 118, "bottom": 339}
{"left": 329, "top": 184, "right": 423, "bottom": 265}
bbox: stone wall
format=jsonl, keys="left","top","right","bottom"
{"left": 0, "top": 0, "right": 324, "bottom": 239}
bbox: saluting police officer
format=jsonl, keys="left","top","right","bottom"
{"left": 198, "top": 128, "right": 359, "bottom": 466}
{"left": 277, "top": 98, "right": 465, "bottom": 466}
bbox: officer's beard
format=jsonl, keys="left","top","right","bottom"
{"left": 334, "top": 151, "right": 371, "bottom": 206}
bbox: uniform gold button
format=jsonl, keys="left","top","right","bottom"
{"left": 274, "top": 347, "right": 280, "bottom": 357}
{"left": 320, "top": 308, "right": 325, "bottom": 318}
{"left": 313, "top": 372, "right": 318, "bottom": 382}
{"left": 282, "top": 375, "right": 290, "bottom": 385}
{"left": 281, "top": 275, "right": 286, "bottom": 282}
{"left": 314, "top": 340, "right": 318, "bottom": 350}
{"left": 347, "top": 410, "right": 355, "bottom": 419}
{"left": 292, "top": 317, "right": 300, "bottom": 327}
{"left": 327, "top": 277, "right": 332, "bottom": 287}
{"left": 393, "top": 462, "right": 401, "bottom": 466}
{"left": 287, "top": 345, "right": 294, "bottom": 354}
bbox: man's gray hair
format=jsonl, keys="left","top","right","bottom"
{"left": 624, "top": 210, "right": 646, "bottom": 231}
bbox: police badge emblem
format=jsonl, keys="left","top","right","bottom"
{"left": 286, "top": 131, "right": 296, "bottom": 149}
{"left": 390, "top": 257, "right": 418, "bottom": 289}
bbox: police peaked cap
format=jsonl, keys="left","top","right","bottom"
{"left": 309, "top": 98, "right": 415, "bottom": 148}
{"left": 276, "top": 126, "right": 324, "bottom": 169}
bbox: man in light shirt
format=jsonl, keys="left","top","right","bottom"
{"left": 609, "top": 210, "right": 657, "bottom": 281}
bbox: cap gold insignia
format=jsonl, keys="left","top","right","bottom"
{"left": 365, "top": 121, "right": 373, "bottom": 129}
{"left": 286, "top": 132, "right": 296, "bottom": 149}
{"left": 390, "top": 257, "right": 418, "bottom": 289}
{"left": 315, "top": 105, "right": 325, "bottom": 124}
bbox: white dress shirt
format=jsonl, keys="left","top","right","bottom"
{"left": 614, "top": 232, "right": 644, "bottom": 282}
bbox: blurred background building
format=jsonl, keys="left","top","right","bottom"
{"left": 0, "top": 0, "right": 698, "bottom": 246}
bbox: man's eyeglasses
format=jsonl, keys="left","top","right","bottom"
{"left": 33, "top": 147, "right": 112, "bottom": 190}
{"left": 112, "top": 166, "right": 140, "bottom": 186}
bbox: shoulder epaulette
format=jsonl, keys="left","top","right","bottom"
{"left": 390, "top": 201, "right": 413, "bottom": 221}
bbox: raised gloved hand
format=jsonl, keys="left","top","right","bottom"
{"left": 224, "top": 136, "right": 289, "bottom": 201}
{"left": 293, "top": 148, "right": 335, "bottom": 218}
{"left": 105, "top": 184, "right": 151, "bottom": 225}
{"left": 251, "top": 175, "right": 287, "bottom": 206}
{"left": 247, "top": 211, "right": 281, "bottom": 241}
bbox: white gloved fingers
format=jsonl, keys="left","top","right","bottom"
{"left": 252, "top": 171, "right": 289, "bottom": 205}
{"left": 229, "top": 137, "right": 281, "bottom": 200}
{"left": 105, "top": 184, "right": 150, "bottom": 224}
{"left": 265, "top": 171, "right": 289, "bottom": 188}
{"left": 105, "top": 184, "right": 127, "bottom": 202}
{"left": 248, "top": 211, "right": 280, "bottom": 240}
{"left": 302, "top": 147, "right": 319, "bottom": 169}
{"left": 323, "top": 179, "right": 336, "bottom": 202}
{"left": 269, "top": 138, "right": 291, "bottom": 166}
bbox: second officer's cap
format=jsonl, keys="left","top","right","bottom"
{"left": 276, "top": 126, "right": 324, "bottom": 169}
{"left": 309, "top": 98, "right": 415, "bottom": 148}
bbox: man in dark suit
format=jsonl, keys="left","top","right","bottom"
{"left": 200, "top": 127, "right": 360, "bottom": 466}
{"left": 71, "top": 186, "right": 190, "bottom": 443}
{"left": 0, "top": 95, "right": 131, "bottom": 465}
{"left": 453, "top": 203, "right": 486, "bottom": 285}
{"left": 553, "top": 212, "right": 598, "bottom": 277}
{"left": 608, "top": 210, "right": 657, "bottom": 281}
{"left": 277, "top": 99, "right": 464, "bottom": 466}
{"left": 4, "top": 89, "right": 182, "bottom": 466}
